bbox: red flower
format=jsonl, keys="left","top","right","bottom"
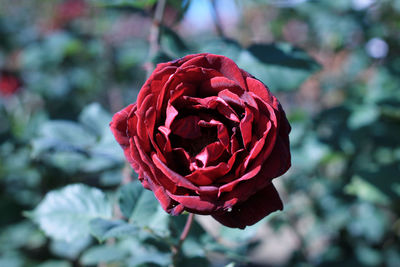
{"left": 54, "top": 0, "right": 87, "bottom": 27}
{"left": 0, "top": 71, "right": 22, "bottom": 97}
{"left": 110, "top": 53, "right": 291, "bottom": 229}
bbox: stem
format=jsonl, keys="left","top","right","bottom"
{"left": 146, "top": 0, "right": 167, "bottom": 78}
{"left": 170, "top": 213, "right": 195, "bottom": 267}
{"left": 179, "top": 213, "right": 194, "bottom": 243}
{"left": 210, "top": 0, "right": 224, "bottom": 37}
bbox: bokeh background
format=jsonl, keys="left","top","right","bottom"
{"left": 1, "top": 0, "right": 399, "bottom": 266}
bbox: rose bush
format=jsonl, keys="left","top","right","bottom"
{"left": 110, "top": 53, "right": 291, "bottom": 229}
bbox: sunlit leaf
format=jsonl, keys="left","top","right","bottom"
{"left": 27, "top": 184, "right": 112, "bottom": 242}
{"left": 90, "top": 218, "right": 138, "bottom": 242}
{"left": 78, "top": 103, "right": 112, "bottom": 137}
{"left": 80, "top": 245, "right": 128, "bottom": 265}
{"left": 236, "top": 43, "right": 320, "bottom": 91}
{"left": 118, "top": 181, "right": 170, "bottom": 236}
{"left": 345, "top": 175, "right": 390, "bottom": 205}
{"left": 37, "top": 260, "right": 72, "bottom": 267}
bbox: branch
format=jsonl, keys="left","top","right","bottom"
{"left": 210, "top": 0, "right": 224, "bottom": 37}
{"left": 170, "top": 213, "right": 195, "bottom": 267}
{"left": 146, "top": 0, "right": 167, "bottom": 78}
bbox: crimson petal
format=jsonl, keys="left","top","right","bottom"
{"left": 212, "top": 183, "right": 283, "bottom": 229}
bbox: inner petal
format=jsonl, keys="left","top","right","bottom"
{"left": 195, "top": 141, "right": 225, "bottom": 167}
{"left": 170, "top": 115, "right": 201, "bottom": 139}
{"left": 239, "top": 107, "right": 254, "bottom": 149}
{"left": 169, "top": 119, "right": 219, "bottom": 157}
{"left": 178, "top": 95, "right": 240, "bottom": 123}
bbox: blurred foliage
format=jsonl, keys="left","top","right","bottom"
{"left": 0, "top": 0, "right": 399, "bottom": 266}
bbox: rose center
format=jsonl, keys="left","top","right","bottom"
{"left": 170, "top": 125, "right": 218, "bottom": 157}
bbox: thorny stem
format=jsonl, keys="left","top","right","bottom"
{"left": 146, "top": 0, "right": 167, "bottom": 78}
{"left": 170, "top": 213, "right": 195, "bottom": 267}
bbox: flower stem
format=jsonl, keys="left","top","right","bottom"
{"left": 170, "top": 213, "right": 195, "bottom": 267}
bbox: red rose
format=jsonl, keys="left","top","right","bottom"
{"left": 53, "top": 0, "right": 87, "bottom": 28}
{"left": 110, "top": 53, "right": 291, "bottom": 229}
{"left": 0, "top": 71, "right": 22, "bottom": 97}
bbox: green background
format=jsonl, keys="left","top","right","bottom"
{"left": 0, "top": 0, "right": 399, "bottom": 266}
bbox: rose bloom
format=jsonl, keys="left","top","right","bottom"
{"left": 53, "top": 0, "right": 87, "bottom": 28}
{"left": 0, "top": 70, "right": 22, "bottom": 97}
{"left": 111, "top": 53, "right": 291, "bottom": 229}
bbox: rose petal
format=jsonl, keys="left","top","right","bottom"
{"left": 145, "top": 106, "right": 167, "bottom": 162}
{"left": 181, "top": 96, "right": 240, "bottom": 123}
{"left": 137, "top": 66, "right": 177, "bottom": 108}
{"left": 218, "top": 164, "right": 261, "bottom": 196}
{"left": 170, "top": 82, "right": 197, "bottom": 103}
{"left": 171, "top": 115, "right": 201, "bottom": 139}
{"left": 156, "top": 126, "right": 172, "bottom": 153}
{"left": 218, "top": 115, "right": 291, "bottom": 202}
{"left": 195, "top": 141, "right": 225, "bottom": 167}
{"left": 170, "top": 147, "right": 191, "bottom": 175}
{"left": 110, "top": 104, "right": 135, "bottom": 148}
{"left": 218, "top": 89, "right": 245, "bottom": 109}
{"left": 144, "top": 173, "right": 177, "bottom": 214}
{"left": 133, "top": 137, "right": 176, "bottom": 193}
{"left": 205, "top": 54, "right": 247, "bottom": 89}
{"left": 165, "top": 102, "right": 179, "bottom": 128}
{"left": 243, "top": 120, "right": 271, "bottom": 169}
{"left": 136, "top": 94, "right": 154, "bottom": 152}
{"left": 151, "top": 153, "right": 199, "bottom": 191}
{"left": 157, "top": 66, "right": 222, "bottom": 118}
{"left": 246, "top": 77, "right": 280, "bottom": 110}
{"left": 230, "top": 127, "right": 241, "bottom": 154}
{"left": 201, "top": 76, "right": 244, "bottom": 96}
{"left": 166, "top": 192, "right": 218, "bottom": 214}
{"left": 239, "top": 107, "right": 254, "bottom": 149}
{"left": 212, "top": 183, "right": 283, "bottom": 229}
{"left": 198, "top": 119, "right": 230, "bottom": 150}
{"left": 185, "top": 162, "right": 230, "bottom": 186}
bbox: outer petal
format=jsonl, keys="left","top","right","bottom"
{"left": 245, "top": 77, "right": 279, "bottom": 110}
{"left": 109, "top": 104, "right": 136, "bottom": 148}
{"left": 212, "top": 183, "right": 283, "bottom": 229}
{"left": 176, "top": 54, "right": 247, "bottom": 90}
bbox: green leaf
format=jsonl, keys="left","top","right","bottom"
{"left": 130, "top": 189, "right": 160, "bottom": 226}
{"left": 247, "top": 43, "right": 319, "bottom": 70}
{"left": 90, "top": 218, "right": 138, "bottom": 242}
{"left": 80, "top": 245, "right": 128, "bottom": 265}
{"left": 345, "top": 175, "right": 390, "bottom": 205}
{"left": 196, "top": 38, "right": 242, "bottom": 61}
{"left": 49, "top": 237, "right": 91, "bottom": 260}
{"left": 161, "top": 26, "right": 189, "bottom": 58}
{"left": 118, "top": 182, "right": 170, "bottom": 235}
{"left": 31, "top": 120, "right": 96, "bottom": 157}
{"left": 355, "top": 165, "right": 400, "bottom": 202}
{"left": 348, "top": 105, "right": 379, "bottom": 129}
{"left": 31, "top": 104, "right": 123, "bottom": 173}
{"left": 347, "top": 202, "right": 388, "bottom": 243}
{"left": 78, "top": 103, "right": 112, "bottom": 137}
{"left": 355, "top": 245, "right": 382, "bottom": 266}
{"left": 178, "top": 256, "right": 210, "bottom": 267}
{"left": 27, "top": 184, "right": 112, "bottom": 242}
{"left": 118, "top": 181, "right": 145, "bottom": 219}
{"left": 99, "top": 169, "right": 124, "bottom": 186}
{"left": 236, "top": 43, "right": 320, "bottom": 91}
{"left": 37, "top": 260, "right": 72, "bottom": 267}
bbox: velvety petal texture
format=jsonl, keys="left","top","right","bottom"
{"left": 110, "top": 53, "right": 291, "bottom": 229}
